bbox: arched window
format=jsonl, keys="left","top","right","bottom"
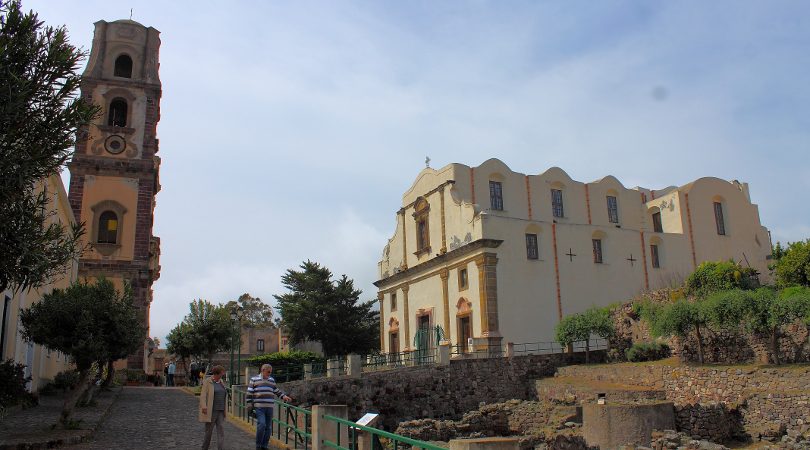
{"left": 97, "top": 211, "right": 119, "bottom": 244}
{"left": 649, "top": 206, "right": 663, "bottom": 233}
{"left": 114, "top": 54, "right": 133, "bottom": 78}
{"left": 108, "top": 98, "right": 128, "bottom": 127}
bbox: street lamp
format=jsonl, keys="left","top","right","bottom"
{"left": 236, "top": 307, "right": 243, "bottom": 385}
{"left": 229, "top": 306, "right": 238, "bottom": 387}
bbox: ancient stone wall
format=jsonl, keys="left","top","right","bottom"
{"left": 557, "top": 364, "right": 810, "bottom": 441}
{"left": 279, "top": 352, "right": 604, "bottom": 430}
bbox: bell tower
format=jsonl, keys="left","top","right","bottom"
{"left": 67, "top": 19, "right": 162, "bottom": 370}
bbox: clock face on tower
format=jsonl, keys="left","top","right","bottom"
{"left": 104, "top": 134, "right": 127, "bottom": 154}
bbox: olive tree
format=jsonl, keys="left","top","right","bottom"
{"left": 20, "top": 279, "right": 143, "bottom": 426}
{"left": 0, "top": 0, "right": 98, "bottom": 293}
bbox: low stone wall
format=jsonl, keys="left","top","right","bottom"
{"left": 557, "top": 364, "right": 810, "bottom": 442}
{"left": 279, "top": 351, "right": 604, "bottom": 429}
{"left": 674, "top": 403, "right": 744, "bottom": 442}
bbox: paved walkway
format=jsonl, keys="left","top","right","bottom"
{"left": 0, "top": 386, "right": 119, "bottom": 449}
{"left": 71, "top": 387, "right": 257, "bottom": 450}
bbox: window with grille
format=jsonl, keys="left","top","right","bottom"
{"left": 650, "top": 244, "right": 660, "bottom": 268}
{"left": 391, "top": 292, "right": 397, "bottom": 311}
{"left": 607, "top": 196, "right": 619, "bottom": 223}
{"left": 592, "top": 239, "right": 603, "bottom": 263}
{"left": 108, "top": 98, "right": 128, "bottom": 127}
{"left": 98, "top": 211, "right": 118, "bottom": 244}
{"left": 526, "top": 233, "right": 539, "bottom": 260}
{"left": 257, "top": 339, "right": 265, "bottom": 352}
{"left": 714, "top": 202, "right": 726, "bottom": 235}
{"left": 489, "top": 181, "right": 503, "bottom": 210}
{"left": 551, "top": 189, "right": 564, "bottom": 218}
{"left": 652, "top": 212, "right": 663, "bottom": 233}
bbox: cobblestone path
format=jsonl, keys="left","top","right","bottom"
{"left": 71, "top": 387, "right": 256, "bottom": 450}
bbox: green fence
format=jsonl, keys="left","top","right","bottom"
{"left": 321, "top": 413, "right": 445, "bottom": 450}
{"left": 273, "top": 400, "right": 312, "bottom": 449}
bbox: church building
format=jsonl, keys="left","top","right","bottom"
{"left": 374, "top": 159, "right": 771, "bottom": 353}
{"left": 67, "top": 19, "right": 162, "bottom": 370}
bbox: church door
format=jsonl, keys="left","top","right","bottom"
{"left": 459, "top": 316, "right": 471, "bottom": 353}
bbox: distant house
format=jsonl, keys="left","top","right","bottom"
{"left": 278, "top": 328, "right": 323, "bottom": 356}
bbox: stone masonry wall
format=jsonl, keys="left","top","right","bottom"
{"left": 279, "top": 351, "right": 604, "bottom": 430}
{"left": 557, "top": 364, "right": 810, "bottom": 440}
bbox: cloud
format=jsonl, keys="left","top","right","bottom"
{"left": 29, "top": 1, "right": 810, "bottom": 346}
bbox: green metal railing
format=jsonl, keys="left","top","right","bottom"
{"left": 226, "top": 385, "right": 254, "bottom": 425}
{"left": 273, "top": 400, "right": 312, "bottom": 449}
{"left": 363, "top": 349, "right": 437, "bottom": 371}
{"left": 449, "top": 343, "right": 503, "bottom": 358}
{"left": 321, "top": 413, "right": 445, "bottom": 450}
{"left": 511, "top": 341, "right": 565, "bottom": 355}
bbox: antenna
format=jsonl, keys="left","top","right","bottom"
{"left": 130, "top": 8, "right": 133, "bottom": 20}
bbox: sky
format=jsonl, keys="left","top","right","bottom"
{"left": 27, "top": 1, "right": 810, "bottom": 344}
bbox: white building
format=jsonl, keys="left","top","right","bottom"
{"left": 374, "top": 159, "right": 772, "bottom": 353}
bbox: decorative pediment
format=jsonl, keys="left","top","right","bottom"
{"left": 456, "top": 297, "right": 472, "bottom": 314}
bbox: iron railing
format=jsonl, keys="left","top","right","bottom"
{"left": 510, "top": 341, "right": 566, "bottom": 355}
{"left": 273, "top": 400, "right": 313, "bottom": 449}
{"left": 321, "top": 413, "right": 446, "bottom": 450}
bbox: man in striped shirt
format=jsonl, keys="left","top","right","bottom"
{"left": 247, "top": 363, "right": 292, "bottom": 450}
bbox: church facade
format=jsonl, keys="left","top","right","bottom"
{"left": 374, "top": 159, "right": 771, "bottom": 353}
{"left": 67, "top": 20, "right": 162, "bottom": 370}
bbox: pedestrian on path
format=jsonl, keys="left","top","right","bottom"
{"left": 247, "top": 364, "right": 292, "bottom": 450}
{"left": 199, "top": 365, "right": 228, "bottom": 450}
{"left": 168, "top": 360, "right": 176, "bottom": 386}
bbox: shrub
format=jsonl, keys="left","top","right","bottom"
{"left": 685, "top": 261, "right": 758, "bottom": 298}
{"left": 772, "top": 240, "right": 810, "bottom": 288}
{"left": 625, "top": 342, "right": 671, "bottom": 362}
{"left": 52, "top": 370, "right": 81, "bottom": 392}
{"left": 0, "top": 359, "right": 35, "bottom": 408}
{"left": 246, "top": 351, "right": 326, "bottom": 382}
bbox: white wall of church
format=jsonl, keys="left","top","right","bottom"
{"left": 375, "top": 159, "right": 773, "bottom": 352}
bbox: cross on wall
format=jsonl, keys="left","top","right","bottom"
{"left": 565, "top": 248, "right": 577, "bottom": 262}
{"left": 627, "top": 254, "right": 637, "bottom": 266}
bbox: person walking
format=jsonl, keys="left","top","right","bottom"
{"left": 163, "top": 363, "right": 169, "bottom": 386}
{"left": 247, "top": 364, "right": 292, "bottom": 450}
{"left": 167, "top": 360, "right": 176, "bottom": 386}
{"left": 199, "top": 365, "right": 228, "bottom": 450}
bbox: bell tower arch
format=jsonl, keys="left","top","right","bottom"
{"left": 67, "top": 19, "right": 162, "bottom": 370}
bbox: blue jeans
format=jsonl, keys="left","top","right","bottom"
{"left": 255, "top": 407, "right": 273, "bottom": 449}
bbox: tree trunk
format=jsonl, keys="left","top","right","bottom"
{"left": 771, "top": 328, "right": 781, "bottom": 365}
{"left": 102, "top": 360, "right": 115, "bottom": 388}
{"left": 694, "top": 325, "right": 705, "bottom": 364}
{"left": 585, "top": 340, "right": 590, "bottom": 364}
{"left": 60, "top": 368, "right": 93, "bottom": 426}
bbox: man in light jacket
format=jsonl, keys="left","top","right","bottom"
{"left": 199, "top": 365, "right": 228, "bottom": 450}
